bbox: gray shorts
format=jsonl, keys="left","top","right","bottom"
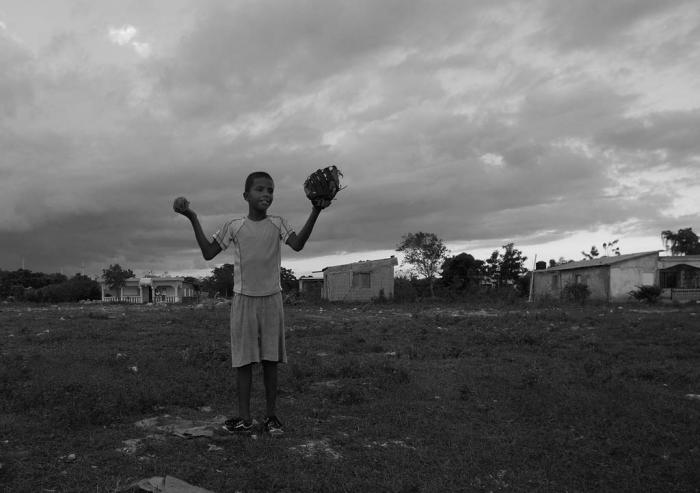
{"left": 229, "top": 292, "right": 286, "bottom": 367}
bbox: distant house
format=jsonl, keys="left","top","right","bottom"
{"left": 298, "top": 276, "right": 324, "bottom": 299}
{"left": 532, "top": 251, "right": 660, "bottom": 302}
{"left": 657, "top": 255, "right": 700, "bottom": 302}
{"left": 322, "top": 257, "right": 398, "bottom": 302}
{"left": 101, "top": 277, "right": 196, "bottom": 303}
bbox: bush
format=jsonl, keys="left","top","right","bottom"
{"left": 394, "top": 277, "right": 418, "bottom": 302}
{"left": 24, "top": 276, "right": 101, "bottom": 303}
{"left": 561, "top": 283, "right": 590, "bottom": 304}
{"left": 629, "top": 285, "right": 662, "bottom": 303}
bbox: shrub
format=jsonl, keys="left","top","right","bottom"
{"left": 561, "top": 283, "right": 590, "bottom": 304}
{"left": 629, "top": 285, "right": 662, "bottom": 303}
{"left": 25, "top": 276, "right": 101, "bottom": 303}
{"left": 394, "top": 277, "right": 418, "bottom": 302}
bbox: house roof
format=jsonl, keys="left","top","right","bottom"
{"left": 542, "top": 251, "right": 661, "bottom": 272}
{"left": 658, "top": 255, "right": 700, "bottom": 268}
{"left": 100, "top": 276, "right": 189, "bottom": 285}
{"left": 322, "top": 256, "right": 398, "bottom": 272}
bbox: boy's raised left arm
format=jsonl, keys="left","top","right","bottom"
{"left": 286, "top": 200, "right": 331, "bottom": 252}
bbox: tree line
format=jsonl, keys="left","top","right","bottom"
{"left": 0, "top": 270, "right": 101, "bottom": 302}
{"left": 397, "top": 232, "right": 529, "bottom": 298}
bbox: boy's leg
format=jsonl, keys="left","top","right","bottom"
{"left": 237, "top": 363, "right": 253, "bottom": 421}
{"left": 262, "top": 360, "right": 278, "bottom": 417}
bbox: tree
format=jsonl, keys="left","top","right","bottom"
{"left": 498, "top": 243, "right": 528, "bottom": 284}
{"left": 183, "top": 276, "right": 201, "bottom": 291}
{"left": 280, "top": 267, "right": 297, "bottom": 293}
{"left": 581, "top": 246, "right": 599, "bottom": 260}
{"left": 203, "top": 263, "right": 235, "bottom": 297}
{"left": 661, "top": 228, "right": 700, "bottom": 255}
{"left": 485, "top": 243, "right": 528, "bottom": 287}
{"left": 102, "top": 264, "right": 134, "bottom": 291}
{"left": 440, "top": 253, "right": 485, "bottom": 291}
{"left": 602, "top": 239, "right": 620, "bottom": 256}
{"left": 484, "top": 250, "right": 500, "bottom": 283}
{"left": 583, "top": 240, "right": 621, "bottom": 259}
{"left": 26, "top": 273, "right": 101, "bottom": 303}
{"left": 0, "top": 269, "right": 67, "bottom": 299}
{"left": 396, "top": 232, "right": 448, "bottom": 298}
{"left": 548, "top": 257, "right": 572, "bottom": 268}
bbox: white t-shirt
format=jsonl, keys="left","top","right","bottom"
{"left": 212, "top": 215, "right": 294, "bottom": 296}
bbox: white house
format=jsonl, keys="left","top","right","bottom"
{"left": 101, "top": 277, "right": 197, "bottom": 303}
{"left": 657, "top": 254, "right": 700, "bottom": 302}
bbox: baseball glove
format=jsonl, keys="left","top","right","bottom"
{"left": 304, "top": 165, "right": 344, "bottom": 208}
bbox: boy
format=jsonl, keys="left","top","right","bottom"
{"left": 173, "top": 171, "right": 329, "bottom": 436}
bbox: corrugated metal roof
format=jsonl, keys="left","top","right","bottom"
{"left": 541, "top": 251, "right": 661, "bottom": 272}
{"left": 322, "top": 256, "right": 398, "bottom": 272}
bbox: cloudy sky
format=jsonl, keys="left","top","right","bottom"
{"left": 2, "top": 0, "right": 699, "bottom": 279}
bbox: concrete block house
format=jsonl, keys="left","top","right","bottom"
{"left": 322, "top": 257, "right": 398, "bottom": 302}
{"left": 532, "top": 251, "right": 700, "bottom": 303}
{"left": 532, "top": 251, "right": 659, "bottom": 303}
{"left": 101, "top": 277, "right": 197, "bottom": 303}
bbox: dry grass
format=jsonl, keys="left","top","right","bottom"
{"left": 1, "top": 300, "right": 699, "bottom": 492}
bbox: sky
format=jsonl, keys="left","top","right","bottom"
{"left": 1, "top": 0, "right": 699, "bottom": 280}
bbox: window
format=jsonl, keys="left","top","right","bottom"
{"left": 352, "top": 272, "right": 371, "bottom": 288}
{"left": 550, "top": 274, "right": 559, "bottom": 291}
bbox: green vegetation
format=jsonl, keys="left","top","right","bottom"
{"left": 0, "top": 270, "right": 101, "bottom": 303}
{"left": 629, "top": 285, "right": 663, "bottom": 304}
{"left": 661, "top": 227, "right": 700, "bottom": 255}
{"left": 101, "top": 264, "right": 135, "bottom": 291}
{"left": 561, "top": 282, "right": 591, "bottom": 304}
{"left": 397, "top": 232, "right": 448, "bottom": 298}
{"left": 1, "top": 301, "right": 698, "bottom": 491}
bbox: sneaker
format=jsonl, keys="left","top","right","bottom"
{"left": 222, "top": 417, "right": 258, "bottom": 435}
{"left": 263, "top": 416, "right": 284, "bottom": 436}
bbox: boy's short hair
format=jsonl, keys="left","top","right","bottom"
{"left": 245, "top": 171, "right": 273, "bottom": 193}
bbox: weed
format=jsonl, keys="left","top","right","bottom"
{"left": 628, "top": 285, "right": 662, "bottom": 303}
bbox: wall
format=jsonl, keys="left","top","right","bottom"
{"left": 532, "top": 268, "right": 609, "bottom": 300}
{"left": 323, "top": 261, "right": 396, "bottom": 302}
{"left": 531, "top": 271, "right": 560, "bottom": 299}
{"left": 102, "top": 281, "right": 140, "bottom": 297}
{"left": 609, "top": 255, "right": 658, "bottom": 301}
{"left": 560, "top": 267, "right": 609, "bottom": 300}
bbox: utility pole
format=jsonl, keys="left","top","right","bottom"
{"left": 528, "top": 254, "right": 537, "bottom": 303}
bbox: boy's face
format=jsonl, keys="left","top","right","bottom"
{"left": 244, "top": 177, "right": 274, "bottom": 213}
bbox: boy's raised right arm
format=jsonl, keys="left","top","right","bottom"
{"left": 173, "top": 197, "right": 222, "bottom": 261}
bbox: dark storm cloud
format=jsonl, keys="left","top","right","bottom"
{"left": 1, "top": 1, "right": 699, "bottom": 276}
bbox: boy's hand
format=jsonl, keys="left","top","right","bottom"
{"left": 173, "top": 196, "right": 191, "bottom": 215}
{"left": 304, "top": 165, "right": 343, "bottom": 209}
{"left": 312, "top": 198, "right": 332, "bottom": 210}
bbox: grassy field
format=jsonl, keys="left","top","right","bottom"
{"left": 1, "top": 299, "right": 699, "bottom": 492}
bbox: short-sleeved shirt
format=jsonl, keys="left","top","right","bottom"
{"left": 212, "top": 215, "right": 294, "bottom": 296}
